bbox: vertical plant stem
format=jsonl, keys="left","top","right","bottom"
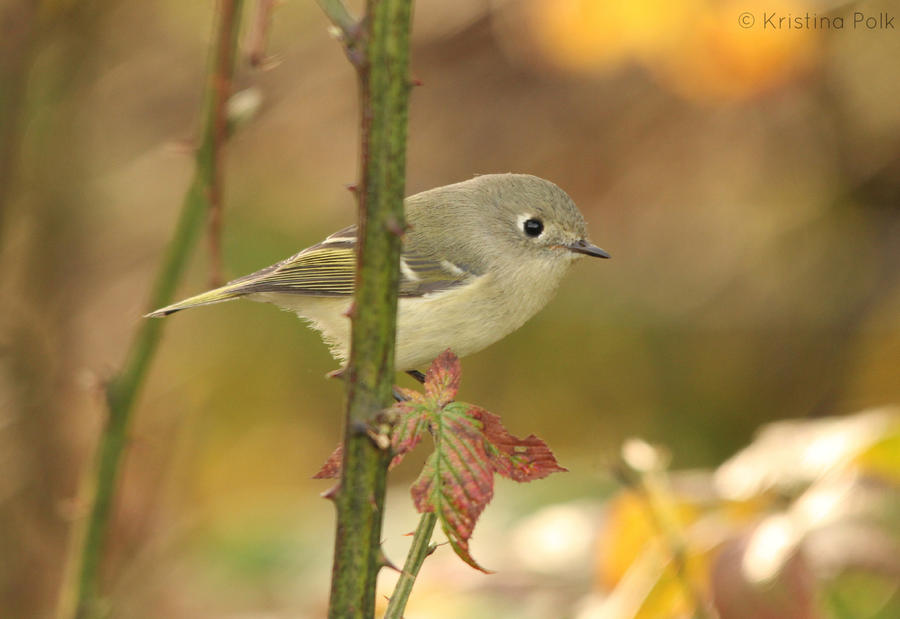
{"left": 207, "top": 0, "right": 240, "bottom": 287}
{"left": 0, "top": 0, "right": 38, "bottom": 238}
{"left": 324, "top": 0, "right": 414, "bottom": 616}
{"left": 58, "top": 3, "right": 244, "bottom": 618}
{"left": 384, "top": 512, "right": 437, "bottom": 618}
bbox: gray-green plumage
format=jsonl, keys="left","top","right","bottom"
{"left": 148, "top": 173, "right": 609, "bottom": 369}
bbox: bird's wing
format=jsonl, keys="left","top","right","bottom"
{"left": 233, "top": 225, "right": 360, "bottom": 296}
{"left": 147, "top": 225, "right": 474, "bottom": 316}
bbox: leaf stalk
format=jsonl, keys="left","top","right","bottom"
{"left": 383, "top": 512, "right": 437, "bottom": 619}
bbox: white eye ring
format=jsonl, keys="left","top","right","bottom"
{"left": 517, "top": 214, "right": 544, "bottom": 237}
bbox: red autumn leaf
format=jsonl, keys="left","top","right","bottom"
{"left": 313, "top": 350, "right": 566, "bottom": 572}
{"left": 390, "top": 401, "right": 430, "bottom": 469}
{"left": 387, "top": 348, "right": 461, "bottom": 468}
{"left": 478, "top": 408, "right": 568, "bottom": 481}
{"left": 401, "top": 351, "right": 567, "bottom": 572}
{"left": 423, "top": 348, "right": 461, "bottom": 406}
{"left": 410, "top": 401, "right": 496, "bottom": 572}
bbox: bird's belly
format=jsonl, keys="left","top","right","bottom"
{"left": 258, "top": 273, "right": 553, "bottom": 371}
{"left": 256, "top": 293, "right": 353, "bottom": 362}
{"left": 394, "top": 275, "right": 544, "bottom": 370}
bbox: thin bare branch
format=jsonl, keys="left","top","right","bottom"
{"left": 57, "top": 2, "right": 245, "bottom": 617}
{"left": 207, "top": 0, "right": 241, "bottom": 287}
{"left": 246, "top": 0, "right": 277, "bottom": 68}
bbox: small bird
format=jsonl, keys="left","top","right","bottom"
{"left": 148, "top": 174, "right": 609, "bottom": 376}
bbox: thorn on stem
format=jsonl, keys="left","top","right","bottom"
{"left": 345, "top": 183, "right": 359, "bottom": 194}
{"left": 321, "top": 483, "right": 341, "bottom": 501}
{"left": 343, "top": 301, "right": 357, "bottom": 319}
{"left": 410, "top": 77, "right": 424, "bottom": 87}
{"left": 378, "top": 549, "right": 400, "bottom": 572}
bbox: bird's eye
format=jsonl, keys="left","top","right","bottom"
{"left": 523, "top": 218, "right": 544, "bottom": 237}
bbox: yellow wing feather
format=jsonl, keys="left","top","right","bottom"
{"left": 147, "top": 225, "right": 474, "bottom": 317}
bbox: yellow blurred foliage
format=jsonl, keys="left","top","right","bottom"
{"left": 526, "top": 0, "right": 818, "bottom": 101}
{"left": 528, "top": 0, "right": 702, "bottom": 71}
{"left": 651, "top": 1, "right": 818, "bottom": 102}
{"left": 595, "top": 490, "right": 710, "bottom": 619}
{"left": 594, "top": 410, "right": 900, "bottom": 619}
{"left": 854, "top": 420, "right": 900, "bottom": 484}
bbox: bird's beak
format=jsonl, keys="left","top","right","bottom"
{"left": 566, "top": 239, "right": 611, "bottom": 259}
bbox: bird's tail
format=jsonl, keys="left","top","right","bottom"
{"left": 145, "top": 282, "right": 246, "bottom": 317}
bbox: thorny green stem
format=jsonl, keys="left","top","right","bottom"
{"left": 323, "top": 0, "right": 414, "bottom": 616}
{"left": 57, "top": 2, "right": 244, "bottom": 618}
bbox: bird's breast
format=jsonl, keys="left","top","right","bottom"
{"left": 394, "top": 258, "right": 571, "bottom": 369}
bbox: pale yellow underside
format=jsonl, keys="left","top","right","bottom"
{"left": 252, "top": 254, "right": 573, "bottom": 370}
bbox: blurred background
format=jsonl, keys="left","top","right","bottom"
{"left": 1, "top": 0, "right": 899, "bottom": 617}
